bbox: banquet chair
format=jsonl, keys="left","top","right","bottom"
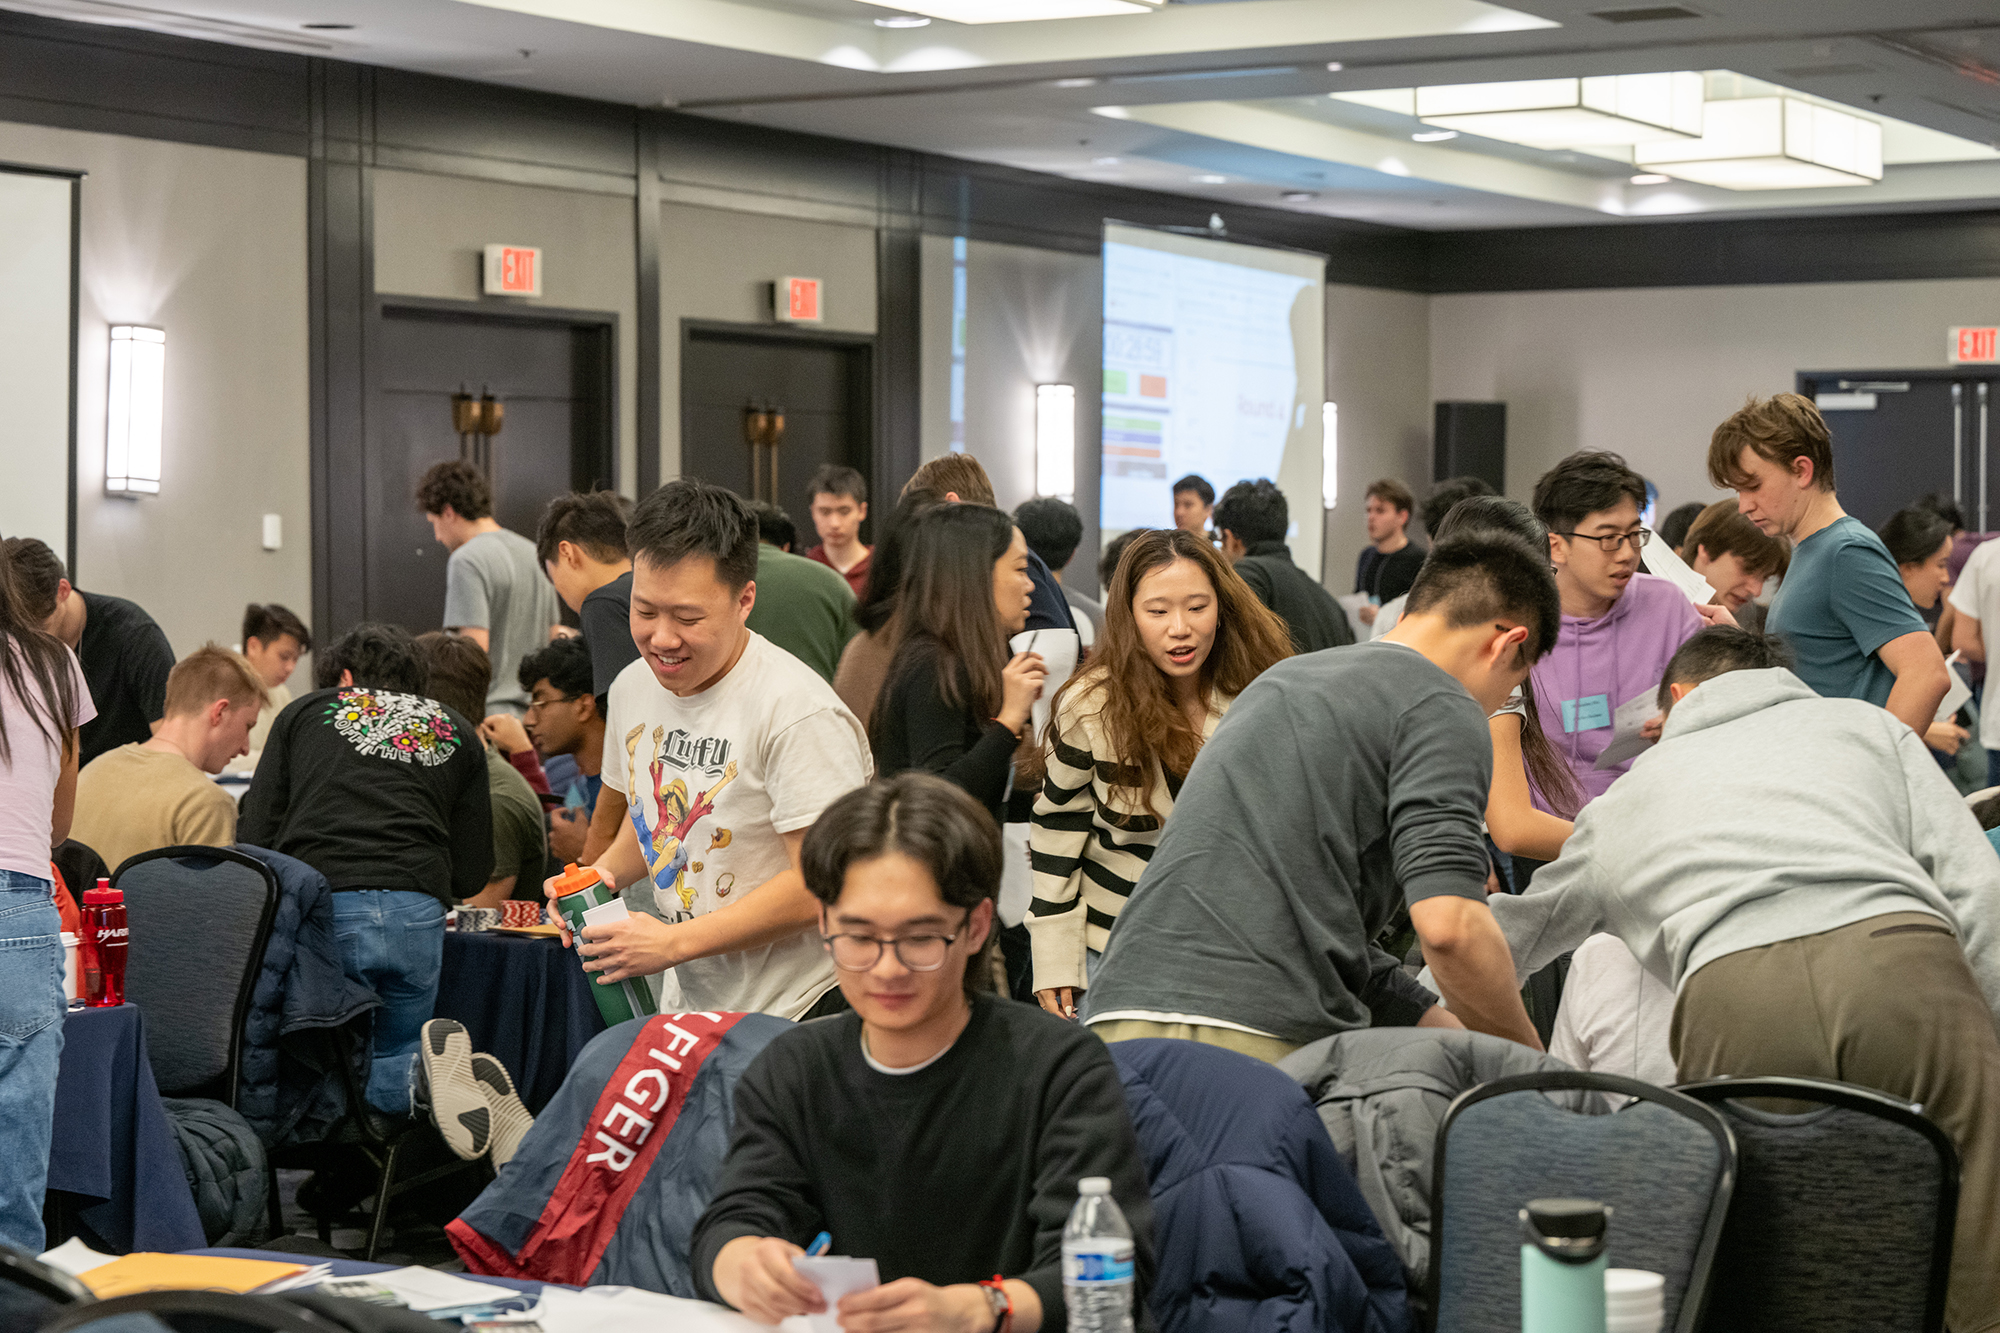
{"left": 113, "top": 846, "right": 283, "bottom": 1240}
{"left": 1677, "top": 1077, "right": 1956, "bottom": 1333}
{"left": 0, "top": 1244, "right": 91, "bottom": 1329}
{"left": 1429, "top": 1071, "right": 1734, "bottom": 1333}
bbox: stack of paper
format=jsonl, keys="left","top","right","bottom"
{"left": 367, "top": 1265, "right": 523, "bottom": 1313}
{"left": 1641, "top": 541, "right": 1717, "bottom": 608}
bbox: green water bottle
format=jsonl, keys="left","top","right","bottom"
{"left": 551, "top": 862, "right": 660, "bottom": 1027}
{"left": 1520, "top": 1198, "right": 1609, "bottom": 1333}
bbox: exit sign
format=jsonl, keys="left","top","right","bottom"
{"left": 776, "top": 276, "right": 823, "bottom": 324}
{"left": 483, "top": 244, "right": 543, "bottom": 297}
{"left": 1951, "top": 326, "right": 1999, "bottom": 363}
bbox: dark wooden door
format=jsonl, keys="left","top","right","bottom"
{"left": 368, "top": 307, "right": 614, "bottom": 632}
{"left": 680, "top": 327, "right": 873, "bottom": 543}
{"left": 1797, "top": 370, "right": 2000, "bottom": 530}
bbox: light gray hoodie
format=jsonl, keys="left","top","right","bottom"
{"left": 1491, "top": 666, "right": 2000, "bottom": 1018}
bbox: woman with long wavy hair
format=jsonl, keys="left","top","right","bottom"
{"left": 1024, "top": 527, "right": 1292, "bottom": 1017}
{"left": 0, "top": 543, "right": 91, "bottom": 1250}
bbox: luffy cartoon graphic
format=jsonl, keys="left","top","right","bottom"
{"left": 627, "top": 724, "right": 737, "bottom": 921}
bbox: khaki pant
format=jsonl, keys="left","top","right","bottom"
{"left": 1090, "top": 1019, "right": 1301, "bottom": 1065}
{"left": 1673, "top": 912, "right": 2000, "bottom": 1333}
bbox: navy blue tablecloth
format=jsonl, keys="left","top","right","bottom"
{"left": 48, "top": 1003, "right": 204, "bottom": 1253}
{"left": 435, "top": 932, "right": 606, "bottom": 1114}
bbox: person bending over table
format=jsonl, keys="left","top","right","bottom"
{"left": 695, "top": 772, "right": 1155, "bottom": 1333}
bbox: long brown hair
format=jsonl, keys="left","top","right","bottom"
{"left": 1028, "top": 528, "right": 1291, "bottom": 811}
{"left": 877, "top": 504, "right": 1016, "bottom": 726}
{"left": 0, "top": 544, "right": 80, "bottom": 765}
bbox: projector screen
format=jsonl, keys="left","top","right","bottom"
{"left": 0, "top": 168, "right": 77, "bottom": 566}
{"left": 1100, "top": 222, "right": 1326, "bottom": 578}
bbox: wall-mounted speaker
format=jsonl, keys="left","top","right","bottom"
{"left": 1434, "top": 401, "right": 1506, "bottom": 494}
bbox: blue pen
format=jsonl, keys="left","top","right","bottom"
{"left": 806, "top": 1232, "right": 832, "bottom": 1257}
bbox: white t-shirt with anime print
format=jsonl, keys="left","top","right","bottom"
{"left": 601, "top": 631, "right": 872, "bottom": 1018}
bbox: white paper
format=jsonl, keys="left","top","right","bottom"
{"left": 369, "top": 1265, "right": 516, "bottom": 1313}
{"left": 1594, "top": 689, "right": 1662, "bottom": 771}
{"left": 256, "top": 1263, "right": 333, "bottom": 1294}
{"left": 1938, "top": 651, "right": 1972, "bottom": 725}
{"left": 781, "top": 1255, "right": 881, "bottom": 1333}
{"left": 1009, "top": 627, "right": 1081, "bottom": 743}
{"left": 38, "top": 1237, "right": 116, "bottom": 1277}
{"left": 528, "top": 1287, "right": 771, "bottom": 1333}
{"left": 1640, "top": 540, "right": 1717, "bottom": 608}
{"left": 1336, "top": 592, "right": 1372, "bottom": 642}
{"left": 581, "top": 897, "right": 630, "bottom": 930}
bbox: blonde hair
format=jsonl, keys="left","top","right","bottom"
{"left": 164, "top": 644, "right": 268, "bottom": 718}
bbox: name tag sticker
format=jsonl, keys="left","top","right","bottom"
{"left": 1560, "top": 693, "right": 1612, "bottom": 733}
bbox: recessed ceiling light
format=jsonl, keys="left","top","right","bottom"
{"left": 1092, "top": 155, "right": 1122, "bottom": 165}
{"left": 874, "top": 14, "right": 931, "bottom": 26}
{"left": 1192, "top": 174, "right": 1228, "bottom": 184}
{"left": 1411, "top": 129, "right": 1459, "bottom": 142}
{"left": 1325, "top": 62, "right": 1344, "bottom": 72}
{"left": 302, "top": 21, "right": 353, "bottom": 28}
{"left": 1281, "top": 190, "right": 1318, "bottom": 201}
{"left": 1629, "top": 172, "right": 1671, "bottom": 184}
{"left": 1053, "top": 77, "right": 1100, "bottom": 88}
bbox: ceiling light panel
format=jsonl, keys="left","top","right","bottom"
{"left": 1415, "top": 72, "right": 1703, "bottom": 148}
{"left": 1634, "top": 97, "right": 1883, "bottom": 189}
{"left": 854, "top": 0, "right": 1160, "bottom": 21}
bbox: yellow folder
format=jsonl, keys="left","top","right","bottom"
{"left": 78, "top": 1252, "right": 305, "bottom": 1298}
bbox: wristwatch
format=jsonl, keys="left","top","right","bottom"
{"left": 978, "top": 1277, "right": 1012, "bottom": 1333}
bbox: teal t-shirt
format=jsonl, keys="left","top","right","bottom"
{"left": 1767, "top": 515, "right": 1927, "bottom": 707}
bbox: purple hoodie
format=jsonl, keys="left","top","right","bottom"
{"left": 1529, "top": 572, "right": 1703, "bottom": 810}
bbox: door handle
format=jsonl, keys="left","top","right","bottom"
{"left": 1981, "top": 382, "right": 1991, "bottom": 534}
{"left": 1954, "top": 382, "right": 1964, "bottom": 510}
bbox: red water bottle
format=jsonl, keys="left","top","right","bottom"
{"left": 81, "top": 879, "right": 127, "bottom": 1008}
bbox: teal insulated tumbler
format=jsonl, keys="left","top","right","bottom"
{"left": 1520, "top": 1197, "right": 1609, "bottom": 1333}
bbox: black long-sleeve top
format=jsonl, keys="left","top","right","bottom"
{"left": 870, "top": 640, "right": 1017, "bottom": 824}
{"left": 238, "top": 686, "right": 493, "bottom": 904}
{"left": 691, "top": 993, "right": 1155, "bottom": 1333}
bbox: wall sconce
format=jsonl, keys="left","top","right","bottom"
{"left": 106, "top": 325, "right": 164, "bottom": 496}
{"left": 1322, "top": 401, "right": 1338, "bottom": 510}
{"left": 1035, "top": 383, "right": 1076, "bottom": 500}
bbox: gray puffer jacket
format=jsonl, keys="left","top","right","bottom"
{"left": 1278, "top": 1028, "right": 1603, "bottom": 1285}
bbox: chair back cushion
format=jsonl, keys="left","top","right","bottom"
{"left": 1437, "top": 1089, "right": 1726, "bottom": 1333}
{"left": 117, "top": 850, "right": 277, "bottom": 1098}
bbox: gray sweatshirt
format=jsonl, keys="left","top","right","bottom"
{"left": 1083, "top": 641, "right": 1493, "bottom": 1044}
{"left": 1492, "top": 667, "right": 2000, "bottom": 1018}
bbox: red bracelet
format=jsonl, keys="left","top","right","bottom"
{"left": 979, "top": 1276, "right": 1012, "bottom": 1333}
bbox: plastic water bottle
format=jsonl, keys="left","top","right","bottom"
{"left": 1063, "top": 1176, "right": 1135, "bottom": 1333}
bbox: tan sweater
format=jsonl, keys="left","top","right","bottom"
{"left": 834, "top": 629, "right": 896, "bottom": 734}
{"left": 70, "top": 743, "right": 237, "bottom": 873}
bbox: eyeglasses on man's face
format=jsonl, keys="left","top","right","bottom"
{"left": 1555, "top": 527, "right": 1653, "bottom": 554}
{"left": 525, "top": 693, "right": 582, "bottom": 715}
{"left": 821, "top": 911, "right": 971, "bottom": 973}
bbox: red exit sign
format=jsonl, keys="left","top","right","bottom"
{"left": 1951, "top": 326, "right": 1999, "bottom": 363}
{"left": 776, "top": 276, "right": 823, "bottom": 324}
{"left": 482, "top": 244, "right": 543, "bottom": 297}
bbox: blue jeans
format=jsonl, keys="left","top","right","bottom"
{"left": 330, "top": 891, "right": 445, "bottom": 1116}
{"left": 0, "top": 870, "right": 64, "bottom": 1251}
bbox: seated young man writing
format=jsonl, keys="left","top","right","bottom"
{"left": 693, "top": 772, "right": 1155, "bottom": 1333}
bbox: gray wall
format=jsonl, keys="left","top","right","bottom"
{"left": 659, "top": 199, "right": 877, "bottom": 484}
{"left": 1323, "top": 281, "right": 1433, "bottom": 587}
{"left": 373, "top": 168, "right": 640, "bottom": 495}
{"left": 1431, "top": 277, "right": 2000, "bottom": 514}
{"left": 0, "top": 121, "right": 311, "bottom": 666}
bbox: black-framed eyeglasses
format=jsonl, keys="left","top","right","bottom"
{"left": 1554, "top": 527, "right": 1652, "bottom": 553}
{"left": 820, "top": 912, "right": 971, "bottom": 973}
{"left": 524, "top": 693, "right": 583, "bottom": 714}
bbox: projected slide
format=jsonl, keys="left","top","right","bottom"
{"left": 1101, "top": 223, "right": 1325, "bottom": 576}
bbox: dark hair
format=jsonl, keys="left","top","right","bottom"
{"left": 415, "top": 631, "right": 490, "bottom": 721}
{"left": 415, "top": 460, "right": 493, "bottom": 521}
{"left": 1014, "top": 497, "right": 1084, "bottom": 572}
{"left": 315, "top": 622, "right": 428, "bottom": 694}
{"left": 904, "top": 454, "right": 996, "bottom": 507}
{"left": 1659, "top": 627, "right": 1794, "bottom": 709}
{"left": 1100, "top": 529, "right": 1148, "bottom": 591}
{"left": 242, "top": 603, "right": 311, "bottom": 655}
{"left": 627, "top": 478, "right": 760, "bottom": 592}
{"left": 0, "top": 537, "right": 64, "bottom": 624}
{"left": 1420, "top": 476, "right": 1497, "bottom": 537}
{"left": 1405, "top": 532, "right": 1561, "bottom": 664}
{"left": 1532, "top": 451, "right": 1648, "bottom": 534}
{"left": 535, "top": 490, "right": 632, "bottom": 566}
{"left": 1365, "top": 478, "right": 1415, "bottom": 515}
{"left": 1917, "top": 492, "right": 1967, "bottom": 533}
{"left": 516, "top": 634, "right": 595, "bottom": 701}
{"left": 748, "top": 500, "right": 796, "bottom": 552}
{"left": 878, "top": 505, "right": 1016, "bottom": 724}
{"left": 1681, "top": 500, "right": 1791, "bottom": 579}
{"left": 857, "top": 492, "right": 941, "bottom": 635}
{"left": 1974, "top": 793, "right": 2000, "bottom": 833}
{"left": 808, "top": 464, "right": 868, "bottom": 506}
{"left": 1708, "top": 393, "right": 1836, "bottom": 493}
{"left": 1879, "top": 505, "right": 1956, "bottom": 569}
{"left": 801, "top": 772, "right": 1001, "bottom": 997}
{"left": 1657, "top": 502, "right": 1707, "bottom": 552}
{"left": 1425, "top": 497, "right": 1580, "bottom": 818}
{"left": 0, "top": 540, "right": 81, "bottom": 764}
{"left": 1212, "top": 479, "right": 1288, "bottom": 546}
{"left": 1171, "top": 474, "right": 1214, "bottom": 506}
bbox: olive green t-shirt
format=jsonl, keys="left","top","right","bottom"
{"left": 486, "top": 744, "right": 548, "bottom": 898}
{"left": 744, "top": 545, "right": 860, "bottom": 685}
